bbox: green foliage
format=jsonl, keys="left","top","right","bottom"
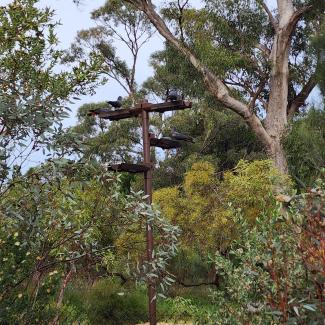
{"left": 151, "top": 105, "right": 264, "bottom": 190}
{"left": 66, "top": 279, "right": 148, "bottom": 325}
{"left": 222, "top": 160, "right": 293, "bottom": 222}
{"left": 146, "top": 0, "right": 320, "bottom": 119}
{"left": 0, "top": 160, "right": 180, "bottom": 323}
{"left": 62, "top": 0, "right": 159, "bottom": 171}
{"left": 0, "top": 0, "right": 100, "bottom": 185}
{"left": 284, "top": 109, "right": 325, "bottom": 188}
{"left": 143, "top": 43, "right": 206, "bottom": 99}
{"left": 1, "top": 1, "right": 324, "bottom": 323}
{"left": 73, "top": 108, "right": 142, "bottom": 163}
{"left": 167, "top": 248, "right": 214, "bottom": 292}
{"left": 66, "top": 0, "right": 154, "bottom": 98}
{"left": 66, "top": 279, "right": 216, "bottom": 324}
{"left": 158, "top": 296, "right": 215, "bottom": 324}
{"left": 207, "top": 180, "right": 325, "bottom": 324}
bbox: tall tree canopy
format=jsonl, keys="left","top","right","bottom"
{"left": 124, "top": 0, "right": 324, "bottom": 173}
{"left": 0, "top": 0, "right": 99, "bottom": 187}
{"left": 66, "top": 0, "right": 154, "bottom": 102}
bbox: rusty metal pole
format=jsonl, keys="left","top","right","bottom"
{"left": 141, "top": 106, "right": 156, "bottom": 325}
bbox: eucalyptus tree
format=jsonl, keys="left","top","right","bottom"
{"left": 0, "top": 0, "right": 100, "bottom": 191}
{"left": 66, "top": 0, "right": 154, "bottom": 102}
{"left": 64, "top": 102, "right": 144, "bottom": 165}
{"left": 0, "top": 160, "right": 179, "bottom": 324}
{"left": 0, "top": 3, "right": 179, "bottom": 322}
{"left": 123, "top": 0, "right": 324, "bottom": 173}
{"left": 64, "top": 0, "right": 159, "bottom": 170}
{"left": 143, "top": 45, "right": 265, "bottom": 187}
{"left": 314, "top": 23, "right": 325, "bottom": 95}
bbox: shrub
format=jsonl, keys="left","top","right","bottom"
{"left": 65, "top": 279, "right": 148, "bottom": 325}
{"left": 208, "top": 178, "right": 325, "bottom": 324}
{"left": 154, "top": 159, "right": 292, "bottom": 251}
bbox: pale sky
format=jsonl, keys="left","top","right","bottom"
{"left": 37, "top": 0, "right": 164, "bottom": 127}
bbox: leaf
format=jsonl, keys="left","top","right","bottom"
{"left": 288, "top": 298, "right": 296, "bottom": 304}
{"left": 303, "top": 304, "right": 316, "bottom": 312}
{"left": 293, "top": 306, "right": 300, "bottom": 316}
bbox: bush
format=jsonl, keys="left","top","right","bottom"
{"left": 207, "top": 178, "right": 325, "bottom": 324}
{"left": 154, "top": 159, "right": 292, "bottom": 252}
{"left": 285, "top": 109, "right": 325, "bottom": 188}
{"left": 65, "top": 279, "right": 148, "bottom": 325}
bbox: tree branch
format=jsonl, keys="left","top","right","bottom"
{"left": 286, "top": 5, "right": 313, "bottom": 36}
{"left": 277, "top": 0, "right": 295, "bottom": 28}
{"left": 287, "top": 76, "right": 316, "bottom": 119}
{"left": 255, "top": 43, "right": 271, "bottom": 58}
{"left": 126, "top": 0, "right": 273, "bottom": 149}
{"left": 258, "top": 0, "right": 277, "bottom": 30}
{"left": 51, "top": 263, "right": 76, "bottom": 325}
{"left": 249, "top": 79, "right": 267, "bottom": 111}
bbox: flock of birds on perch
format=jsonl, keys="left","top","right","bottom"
{"left": 89, "top": 88, "right": 194, "bottom": 143}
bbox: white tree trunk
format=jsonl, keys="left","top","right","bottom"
{"left": 126, "top": 0, "right": 314, "bottom": 174}
{"left": 264, "top": 0, "right": 295, "bottom": 173}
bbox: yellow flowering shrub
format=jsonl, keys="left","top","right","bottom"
{"left": 221, "top": 160, "right": 293, "bottom": 222}
{"left": 153, "top": 160, "right": 292, "bottom": 251}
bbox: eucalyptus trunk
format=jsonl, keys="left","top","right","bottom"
{"left": 126, "top": 0, "right": 317, "bottom": 173}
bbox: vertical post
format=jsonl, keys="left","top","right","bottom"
{"left": 141, "top": 107, "right": 156, "bottom": 325}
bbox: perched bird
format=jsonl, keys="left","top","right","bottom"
{"left": 107, "top": 96, "right": 123, "bottom": 109}
{"left": 165, "top": 88, "right": 183, "bottom": 102}
{"left": 171, "top": 127, "right": 194, "bottom": 143}
{"left": 87, "top": 108, "right": 111, "bottom": 116}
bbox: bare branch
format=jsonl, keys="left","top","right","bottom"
{"left": 287, "top": 76, "right": 316, "bottom": 119}
{"left": 286, "top": 5, "right": 313, "bottom": 35}
{"left": 51, "top": 263, "right": 76, "bottom": 325}
{"left": 255, "top": 43, "right": 271, "bottom": 58}
{"left": 249, "top": 79, "right": 267, "bottom": 111}
{"left": 177, "top": 0, "right": 189, "bottom": 42}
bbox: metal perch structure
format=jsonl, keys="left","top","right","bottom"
{"left": 89, "top": 99, "right": 192, "bottom": 325}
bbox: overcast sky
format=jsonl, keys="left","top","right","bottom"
{"left": 37, "top": 0, "right": 164, "bottom": 126}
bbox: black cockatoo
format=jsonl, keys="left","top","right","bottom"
{"left": 107, "top": 96, "right": 123, "bottom": 109}
{"left": 171, "top": 127, "right": 194, "bottom": 143}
